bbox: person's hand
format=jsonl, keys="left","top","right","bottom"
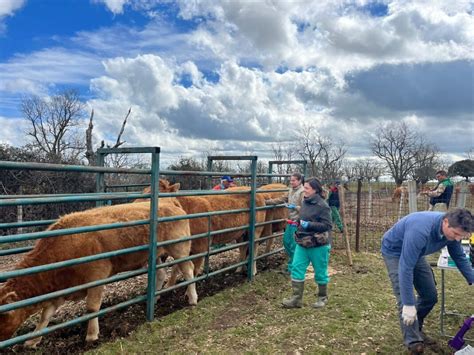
{"left": 300, "top": 220, "right": 309, "bottom": 229}
{"left": 402, "top": 305, "right": 417, "bottom": 326}
{"left": 286, "top": 203, "right": 296, "bottom": 210}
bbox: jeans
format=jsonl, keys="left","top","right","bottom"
{"left": 383, "top": 254, "right": 438, "bottom": 346}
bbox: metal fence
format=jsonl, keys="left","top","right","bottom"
{"left": 0, "top": 149, "right": 289, "bottom": 349}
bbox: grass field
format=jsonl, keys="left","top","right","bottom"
{"left": 89, "top": 250, "right": 473, "bottom": 354}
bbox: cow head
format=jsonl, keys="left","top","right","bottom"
{"left": 159, "top": 179, "right": 180, "bottom": 192}
{"left": 0, "top": 290, "right": 23, "bottom": 341}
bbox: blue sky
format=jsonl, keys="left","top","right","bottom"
{"left": 0, "top": 0, "right": 472, "bottom": 162}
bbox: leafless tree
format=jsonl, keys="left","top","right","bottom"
{"left": 295, "top": 124, "right": 347, "bottom": 182}
{"left": 21, "top": 89, "right": 86, "bottom": 162}
{"left": 353, "top": 158, "right": 386, "bottom": 181}
{"left": 411, "top": 143, "right": 439, "bottom": 186}
{"left": 466, "top": 148, "right": 474, "bottom": 160}
{"left": 85, "top": 108, "right": 132, "bottom": 166}
{"left": 370, "top": 122, "right": 437, "bottom": 186}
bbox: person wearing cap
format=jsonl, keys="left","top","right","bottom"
{"left": 213, "top": 175, "right": 236, "bottom": 190}
{"left": 420, "top": 170, "right": 454, "bottom": 212}
{"left": 282, "top": 177, "right": 333, "bottom": 309}
{"left": 327, "top": 180, "right": 344, "bottom": 233}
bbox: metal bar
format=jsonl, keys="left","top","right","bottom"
{"left": 0, "top": 246, "right": 34, "bottom": 256}
{"left": 0, "top": 192, "right": 150, "bottom": 207}
{"left": 0, "top": 245, "right": 148, "bottom": 282}
{"left": 0, "top": 219, "right": 150, "bottom": 244}
{"left": 0, "top": 160, "right": 150, "bottom": 174}
{"left": 96, "top": 151, "right": 106, "bottom": 207}
{"left": 146, "top": 149, "right": 160, "bottom": 321}
{"left": 0, "top": 219, "right": 55, "bottom": 229}
{"left": 97, "top": 147, "right": 160, "bottom": 154}
{"left": 207, "top": 155, "right": 258, "bottom": 161}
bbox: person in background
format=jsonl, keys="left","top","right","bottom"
{"left": 282, "top": 177, "right": 332, "bottom": 309}
{"left": 421, "top": 170, "right": 454, "bottom": 212}
{"left": 381, "top": 208, "right": 473, "bottom": 354}
{"left": 213, "top": 175, "right": 235, "bottom": 190}
{"left": 265, "top": 172, "right": 305, "bottom": 274}
{"left": 327, "top": 180, "right": 344, "bottom": 233}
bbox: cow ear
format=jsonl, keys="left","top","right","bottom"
{"left": 0, "top": 291, "right": 18, "bottom": 304}
{"left": 170, "top": 183, "right": 180, "bottom": 192}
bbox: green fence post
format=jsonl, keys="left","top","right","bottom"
{"left": 247, "top": 156, "right": 258, "bottom": 281}
{"left": 146, "top": 147, "right": 160, "bottom": 321}
{"left": 96, "top": 151, "right": 106, "bottom": 207}
{"left": 207, "top": 157, "right": 213, "bottom": 190}
{"left": 267, "top": 161, "right": 273, "bottom": 184}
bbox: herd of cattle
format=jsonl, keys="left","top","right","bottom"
{"left": 0, "top": 180, "right": 288, "bottom": 347}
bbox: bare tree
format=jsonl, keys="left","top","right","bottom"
{"left": 411, "top": 143, "right": 439, "bottom": 186}
{"left": 353, "top": 158, "right": 386, "bottom": 181}
{"left": 370, "top": 122, "right": 436, "bottom": 186}
{"left": 21, "top": 89, "right": 86, "bottom": 162}
{"left": 296, "top": 124, "right": 347, "bottom": 182}
{"left": 466, "top": 148, "right": 474, "bottom": 160}
{"left": 85, "top": 108, "right": 132, "bottom": 166}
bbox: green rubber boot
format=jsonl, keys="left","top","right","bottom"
{"left": 312, "top": 283, "right": 328, "bottom": 308}
{"left": 282, "top": 281, "right": 304, "bottom": 308}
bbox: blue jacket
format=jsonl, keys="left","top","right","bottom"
{"left": 381, "top": 212, "right": 473, "bottom": 306}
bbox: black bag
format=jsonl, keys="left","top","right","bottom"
{"left": 295, "top": 231, "right": 329, "bottom": 248}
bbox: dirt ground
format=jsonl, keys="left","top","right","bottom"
{"left": 0, "top": 245, "right": 287, "bottom": 354}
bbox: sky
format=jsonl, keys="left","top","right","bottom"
{"left": 0, "top": 0, "right": 473, "bottom": 164}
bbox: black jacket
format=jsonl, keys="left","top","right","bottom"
{"left": 295, "top": 193, "right": 332, "bottom": 247}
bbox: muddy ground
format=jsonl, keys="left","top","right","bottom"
{"left": 0, "top": 247, "right": 286, "bottom": 354}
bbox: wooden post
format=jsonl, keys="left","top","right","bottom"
{"left": 355, "top": 179, "right": 362, "bottom": 253}
{"left": 338, "top": 184, "right": 353, "bottom": 265}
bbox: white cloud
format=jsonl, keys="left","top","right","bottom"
{"left": 0, "top": 0, "right": 25, "bottom": 35}
{"left": 0, "top": 116, "right": 29, "bottom": 146}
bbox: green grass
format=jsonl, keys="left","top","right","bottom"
{"left": 89, "top": 251, "right": 472, "bottom": 354}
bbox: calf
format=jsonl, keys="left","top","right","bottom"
{"left": 0, "top": 201, "right": 196, "bottom": 347}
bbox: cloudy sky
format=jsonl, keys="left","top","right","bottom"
{"left": 0, "top": 0, "right": 473, "bottom": 163}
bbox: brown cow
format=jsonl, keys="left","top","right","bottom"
{"left": 257, "top": 183, "right": 289, "bottom": 253}
{"left": 0, "top": 201, "right": 196, "bottom": 347}
{"left": 140, "top": 180, "right": 267, "bottom": 285}
{"left": 391, "top": 186, "right": 408, "bottom": 203}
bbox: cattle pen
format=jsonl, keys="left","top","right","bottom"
{"left": 0, "top": 147, "right": 473, "bottom": 352}
{"left": 0, "top": 147, "right": 291, "bottom": 350}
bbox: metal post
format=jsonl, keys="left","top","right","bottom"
{"left": 95, "top": 152, "right": 106, "bottom": 207}
{"left": 207, "top": 157, "right": 213, "bottom": 190}
{"left": 456, "top": 181, "right": 467, "bottom": 208}
{"left": 408, "top": 180, "right": 417, "bottom": 214}
{"left": 146, "top": 147, "right": 160, "bottom": 321}
{"left": 247, "top": 156, "right": 258, "bottom": 281}
{"left": 267, "top": 162, "right": 273, "bottom": 184}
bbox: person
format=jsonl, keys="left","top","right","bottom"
{"left": 282, "top": 177, "right": 332, "bottom": 309}
{"left": 327, "top": 180, "right": 344, "bottom": 233}
{"left": 421, "top": 170, "right": 454, "bottom": 212}
{"left": 213, "top": 175, "right": 236, "bottom": 190}
{"left": 265, "top": 172, "right": 305, "bottom": 274}
{"left": 381, "top": 208, "right": 474, "bottom": 354}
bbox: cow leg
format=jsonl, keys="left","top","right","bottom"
{"left": 165, "top": 265, "right": 180, "bottom": 288}
{"left": 155, "top": 257, "right": 167, "bottom": 302}
{"left": 178, "top": 261, "right": 197, "bottom": 305}
{"left": 24, "top": 298, "right": 65, "bottom": 348}
{"left": 192, "top": 256, "right": 205, "bottom": 277}
{"left": 264, "top": 238, "right": 274, "bottom": 254}
{"left": 85, "top": 286, "right": 104, "bottom": 342}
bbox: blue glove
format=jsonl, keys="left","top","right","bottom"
{"left": 300, "top": 220, "right": 309, "bottom": 229}
{"left": 286, "top": 203, "right": 296, "bottom": 209}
